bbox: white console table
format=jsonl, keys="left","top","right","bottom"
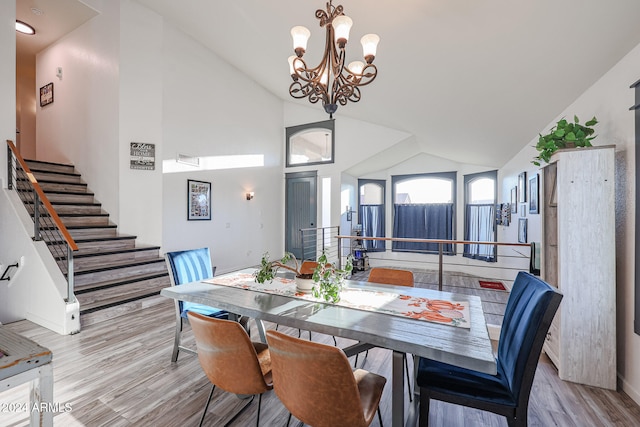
{"left": 0, "top": 327, "right": 53, "bottom": 427}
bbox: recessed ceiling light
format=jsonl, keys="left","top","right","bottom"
{"left": 16, "top": 20, "right": 36, "bottom": 35}
{"left": 30, "top": 8, "right": 44, "bottom": 16}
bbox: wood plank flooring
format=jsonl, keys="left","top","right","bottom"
{"left": 1, "top": 295, "right": 639, "bottom": 426}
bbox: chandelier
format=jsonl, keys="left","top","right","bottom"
{"left": 288, "top": 1, "right": 380, "bottom": 118}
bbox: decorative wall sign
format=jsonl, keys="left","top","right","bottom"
{"left": 188, "top": 179, "right": 211, "bottom": 220}
{"left": 40, "top": 82, "right": 53, "bottom": 107}
{"left": 130, "top": 142, "right": 156, "bottom": 170}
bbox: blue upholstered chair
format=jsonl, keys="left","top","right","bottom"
{"left": 165, "top": 248, "right": 228, "bottom": 362}
{"left": 416, "top": 271, "right": 562, "bottom": 427}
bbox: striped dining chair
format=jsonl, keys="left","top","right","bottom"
{"left": 165, "top": 247, "right": 228, "bottom": 362}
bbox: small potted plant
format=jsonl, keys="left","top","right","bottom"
{"left": 311, "top": 251, "right": 353, "bottom": 303}
{"left": 254, "top": 252, "right": 315, "bottom": 292}
{"left": 532, "top": 115, "right": 598, "bottom": 166}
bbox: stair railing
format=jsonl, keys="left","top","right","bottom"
{"left": 6, "top": 140, "right": 78, "bottom": 303}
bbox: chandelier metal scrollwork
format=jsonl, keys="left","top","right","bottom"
{"left": 288, "top": 1, "right": 380, "bottom": 118}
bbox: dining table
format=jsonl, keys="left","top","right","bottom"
{"left": 160, "top": 268, "right": 496, "bottom": 427}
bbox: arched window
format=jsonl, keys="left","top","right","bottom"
{"left": 391, "top": 172, "right": 456, "bottom": 254}
{"left": 358, "top": 180, "right": 385, "bottom": 252}
{"left": 463, "top": 171, "right": 497, "bottom": 262}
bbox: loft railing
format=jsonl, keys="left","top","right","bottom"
{"left": 6, "top": 140, "right": 78, "bottom": 303}
{"left": 336, "top": 235, "right": 532, "bottom": 291}
{"left": 299, "top": 226, "right": 340, "bottom": 263}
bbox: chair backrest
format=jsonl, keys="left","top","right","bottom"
{"left": 165, "top": 248, "right": 215, "bottom": 313}
{"left": 267, "top": 330, "right": 369, "bottom": 427}
{"left": 299, "top": 261, "right": 318, "bottom": 275}
{"left": 188, "top": 312, "right": 272, "bottom": 395}
{"left": 165, "top": 247, "right": 214, "bottom": 286}
{"left": 368, "top": 267, "right": 414, "bottom": 287}
{"left": 497, "top": 271, "right": 562, "bottom": 405}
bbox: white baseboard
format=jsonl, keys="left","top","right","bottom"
{"left": 619, "top": 374, "right": 640, "bottom": 406}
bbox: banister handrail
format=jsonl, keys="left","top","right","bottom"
{"left": 7, "top": 140, "right": 78, "bottom": 251}
{"left": 336, "top": 235, "right": 529, "bottom": 248}
{"left": 336, "top": 234, "right": 531, "bottom": 291}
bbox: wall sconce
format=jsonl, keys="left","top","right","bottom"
{"left": 246, "top": 192, "right": 254, "bottom": 201}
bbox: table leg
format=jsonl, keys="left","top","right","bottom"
{"left": 29, "top": 363, "right": 53, "bottom": 427}
{"left": 255, "top": 319, "right": 267, "bottom": 343}
{"left": 392, "top": 350, "right": 404, "bottom": 427}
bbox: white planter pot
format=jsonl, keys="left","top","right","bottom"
{"left": 295, "top": 277, "right": 315, "bottom": 293}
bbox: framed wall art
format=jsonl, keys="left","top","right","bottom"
{"left": 187, "top": 179, "right": 211, "bottom": 220}
{"left": 529, "top": 173, "right": 539, "bottom": 214}
{"left": 518, "top": 171, "right": 527, "bottom": 203}
{"left": 518, "top": 218, "right": 528, "bottom": 243}
{"left": 40, "top": 82, "right": 54, "bottom": 107}
{"left": 510, "top": 186, "right": 517, "bottom": 213}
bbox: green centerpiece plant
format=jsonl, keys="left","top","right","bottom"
{"left": 532, "top": 115, "right": 598, "bottom": 166}
{"left": 254, "top": 251, "right": 353, "bottom": 302}
{"left": 311, "top": 251, "right": 353, "bottom": 303}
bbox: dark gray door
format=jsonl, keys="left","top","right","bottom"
{"left": 285, "top": 171, "right": 317, "bottom": 260}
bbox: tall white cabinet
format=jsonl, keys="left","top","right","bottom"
{"left": 541, "top": 146, "right": 616, "bottom": 390}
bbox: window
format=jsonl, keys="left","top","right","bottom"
{"left": 285, "top": 120, "right": 334, "bottom": 167}
{"left": 358, "top": 179, "right": 385, "bottom": 252}
{"left": 463, "top": 171, "right": 497, "bottom": 262}
{"left": 391, "top": 173, "right": 456, "bottom": 254}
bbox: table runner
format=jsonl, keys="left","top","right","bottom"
{"left": 205, "top": 272, "right": 470, "bottom": 328}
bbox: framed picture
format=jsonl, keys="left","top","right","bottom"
{"left": 510, "top": 186, "right": 517, "bottom": 213}
{"left": 529, "top": 173, "right": 539, "bottom": 214}
{"left": 187, "top": 179, "right": 211, "bottom": 221}
{"left": 518, "top": 218, "right": 528, "bottom": 243}
{"left": 40, "top": 82, "right": 54, "bottom": 107}
{"left": 518, "top": 172, "right": 527, "bottom": 203}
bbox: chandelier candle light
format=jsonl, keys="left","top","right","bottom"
{"left": 288, "top": 1, "right": 379, "bottom": 118}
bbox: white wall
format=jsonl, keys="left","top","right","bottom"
{"left": 35, "top": 1, "right": 121, "bottom": 223}
{"left": 118, "top": 1, "right": 163, "bottom": 245}
{"left": 0, "top": 0, "right": 15, "bottom": 184}
{"left": 499, "top": 43, "right": 640, "bottom": 404}
{"left": 160, "top": 22, "right": 285, "bottom": 272}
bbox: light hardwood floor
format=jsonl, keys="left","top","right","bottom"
{"left": 1, "top": 296, "right": 639, "bottom": 426}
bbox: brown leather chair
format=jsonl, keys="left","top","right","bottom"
{"left": 267, "top": 330, "right": 386, "bottom": 427}
{"left": 188, "top": 312, "right": 273, "bottom": 427}
{"left": 358, "top": 267, "right": 415, "bottom": 400}
{"left": 368, "top": 267, "right": 414, "bottom": 288}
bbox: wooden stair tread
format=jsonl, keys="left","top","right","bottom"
{"left": 73, "top": 245, "right": 161, "bottom": 259}
{"left": 74, "top": 257, "right": 166, "bottom": 275}
{"left": 78, "top": 288, "right": 168, "bottom": 314}
{"left": 28, "top": 168, "right": 82, "bottom": 178}
{"left": 75, "top": 271, "right": 169, "bottom": 294}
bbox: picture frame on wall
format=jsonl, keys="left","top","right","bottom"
{"left": 40, "top": 82, "right": 54, "bottom": 107}
{"left": 529, "top": 173, "right": 540, "bottom": 214}
{"left": 187, "top": 179, "right": 211, "bottom": 221}
{"left": 518, "top": 218, "right": 528, "bottom": 243}
{"left": 518, "top": 171, "right": 527, "bottom": 203}
{"left": 510, "top": 186, "right": 517, "bottom": 213}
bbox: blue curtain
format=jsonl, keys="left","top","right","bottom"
{"left": 392, "top": 204, "right": 454, "bottom": 254}
{"left": 463, "top": 204, "right": 496, "bottom": 262}
{"left": 360, "top": 204, "right": 385, "bottom": 251}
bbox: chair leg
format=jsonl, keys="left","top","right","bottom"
{"left": 171, "top": 317, "right": 183, "bottom": 363}
{"left": 332, "top": 335, "right": 337, "bottom": 346}
{"left": 377, "top": 407, "right": 383, "bottom": 427}
{"left": 286, "top": 412, "right": 292, "bottom": 427}
{"left": 255, "top": 393, "right": 262, "bottom": 427}
{"left": 199, "top": 384, "right": 216, "bottom": 427}
{"left": 419, "top": 390, "right": 430, "bottom": 427}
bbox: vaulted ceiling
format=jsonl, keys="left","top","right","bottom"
{"left": 17, "top": 0, "right": 640, "bottom": 168}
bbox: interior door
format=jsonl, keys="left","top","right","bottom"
{"left": 285, "top": 171, "right": 317, "bottom": 260}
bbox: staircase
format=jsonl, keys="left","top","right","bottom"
{"left": 19, "top": 159, "right": 171, "bottom": 326}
